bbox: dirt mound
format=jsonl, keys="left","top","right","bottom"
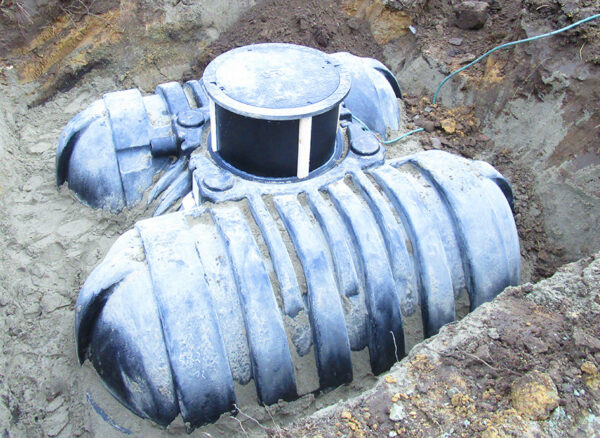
{"left": 1, "top": 0, "right": 600, "bottom": 436}
{"left": 187, "top": 0, "right": 384, "bottom": 78}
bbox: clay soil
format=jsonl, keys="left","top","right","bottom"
{"left": 1, "top": 0, "right": 599, "bottom": 436}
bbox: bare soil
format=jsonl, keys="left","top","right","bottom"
{"left": 285, "top": 253, "right": 600, "bottom": 437}
{"left": 185, "top": 0, "right": 383, "bottom": 78}
{"left": 0, "top": 0, "right": 599, "bottom": 436}
{"left": 383, "top": 0, "right": 600, "bottom": 282}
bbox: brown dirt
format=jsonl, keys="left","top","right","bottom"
{"left": 1, "top": 0, "right": 600, "bottom": 436}
{"left": 403, "top": 0, "right": 600, "bottom": 70}
{"left": 185, "top": 0, "right": 384, "bottom": 79}
{"left": 0, "top": 0, "right": 118, "bottom": 52}
{"left": 399, "top": 97, "right": 563, "bottom": 281}
{"left": 0, "top": 0, "right": 250, "bottom": 106}
{"left": 285, "top": 254, "right": 600, "bottom": 437}
{"left": 385, "top": 0, "right": 600, "bottom": 282}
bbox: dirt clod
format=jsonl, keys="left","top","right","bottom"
{"left": 440, "top": 118, "right": 457, "bottom": 134}
{"left": 581, "top": 361, "right": 598, "bottom": 375}
{"left": 388, "top": 403, "right": 406, "bottom": 421}
{"left": 510, "top": 370, "right": 560, "bottom": 421}
{"left": 454, "top": 1, "right": 489, "bottom": 30}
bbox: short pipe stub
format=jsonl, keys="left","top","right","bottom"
{"left": 203, "top": 43, "right": 351, "bottom": 179}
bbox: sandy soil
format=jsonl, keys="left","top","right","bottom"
{"left": 0, "top": 0, "right": 599, "bottom": 436}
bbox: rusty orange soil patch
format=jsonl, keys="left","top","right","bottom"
{"left": 13, "top": 9, "right": 121, "bottom": 84}
{"left": 342, "top": 0, "right": 412, "bottom": 45}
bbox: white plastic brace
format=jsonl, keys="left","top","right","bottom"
{"left": 210, "top": 99, "right": 218, "bottom": 152}
{"left": 297, "top": 116, "right": 312, "bottom": 179}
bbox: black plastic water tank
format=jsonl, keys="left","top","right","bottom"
{"left": 203, "top": 44, "right": 351, "bottom": 179}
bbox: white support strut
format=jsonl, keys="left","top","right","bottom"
{"left": 210, "top": 99, "right": 218, "bottom": 152}
{"left": 297, "top": 116, "right": 312, "bottom": 179}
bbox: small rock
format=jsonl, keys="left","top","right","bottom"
{"left": 576, "top": 70, "right": 591, "bottom": 81}
{"left": 42, "top": 405, "right": 69, "bottom": 437}
{"left": 574, "top": 328, "right": 600, "bottom": 351}
{"left": 474, "top": 343, "right": 490, "bottom": 359}
{"left": 385, "top": 375, "right": 397, "bottom": 384}
{"left": 341, "top": 410, "right": 352, "bottom": 419}
{"left": 431, "top": 137, "right": 442, "bottom": 149}
{"left": 511, "top": 370, "right": 559, "bottom": 420}
{"left": 449, "top": 37, "right": 463, "bottom": 46}
{"left": 451, "top": 392, "right": 471, "bottom": 407}
{"left": 416, "top": 382, "right": 429, "bottom": 393}
{"left": 547, "top": 406, "right": 567, "bottom": 428}
{"left": 45, "top": 396, "right": 64, "bottom": 413}
{"left": 454, "top": 1, "right": 489, "bottom": 30}
{"left": 581, "top": 361, "right": 598, "bottom": 375}
{"left": 447, "top": 387, "right": 460, "bottom": 398}
{"left": 45, "top": 382, "right": 65, "bottom": 402}
{"left": 441, "top": 119, "right": 457, "bottom": 134}
{"left": 581, "top": 361, "right": 600, "bottom": 390}
{"left": 297, "top": 16, "right": 308, "bottom": 31}
{"left": 479, "top": 402, "right": 495, "bottom": 412}
{"left": 456, "top": 53, "right": 477, "bottom": 64}
{"left": 27, "top": 141, "right": 52, "bottom": 154}
{"left": 487, "top": 328, "right": 500, "bottom": 340}
{"left": 541, "top": 71, "right": 570, "bottom": 91}
{"left": 389, "top": 403, "right": 406, "bottom": 421}
{"left": 313, "top": 28, "right": 329, "bottom": 48}
{"left": 417, "top": 120, "right": 435, "bottom": 133}
{"left": 447, "top": 47, "right": 463, "bottom": 57}
{"left": 348, "top": 18, "right": 361, "bottom": 31}
{"left": 524, "top": 336, "right": 549, "bottom": 354}
{"left": 561, "top": 383, "right": 574, "bottom": 393}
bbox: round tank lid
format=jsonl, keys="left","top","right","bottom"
{"left": 203, "top": 43, "right": 351, "bottom": 120}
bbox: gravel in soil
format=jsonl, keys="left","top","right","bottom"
{"left": 384, "top": 0, "right": 599, "bottom": 282}
{"left": 1, "top": 0, "right": 600, "bottom": 436}
{"left": 285, "top": 254, "right": 600, "bottom": 437}
{"left": 399, "top": 96, "right": 563, "bottom": 282}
